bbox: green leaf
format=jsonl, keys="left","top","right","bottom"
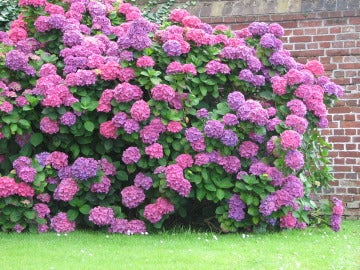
{"left": 216, "top": 189, "right": 225, "bottom": 200}
{"left": 196, "top": 188, "right": 206, "bottom": 201}
{"left": 67, "top": 209, "right": 79, "bottom": 221}
{"left": 24, "top": 210, "right": 36, "bottom": 220}
{"left": 204, "top": 183, "right": 216, "bottom": 192}
{"left": 70, "top": 144, "right": 80, "bottom": 158}
{"left": 84, "top": 121, "right": 95, "bottom": 132}
{"left": 30, "top": 133, "right": 44, "bottom": 147}
{"left": 10, "top": 210, "right": 21, "bottom": 222}
{"left": 79, "top": 204, "right": 91, "bottom": 215}
{"left": 117, "top": 170, "right": 128, "bottom": 181}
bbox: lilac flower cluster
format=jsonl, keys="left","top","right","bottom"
{"left": 330, "top": 197, "right": 343, "bottom": 231}
{"left": 71, "top": 157, "right": 98, "bottom": 180}
{"left": 228, "top": 194, "right": 246, "bottom": 222}
{"left": 121, "top": 185, "right": 146, "bottom": 208}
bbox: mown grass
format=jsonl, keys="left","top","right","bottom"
{"left": 1, "top": 220, "right": 359, "bottom": 270}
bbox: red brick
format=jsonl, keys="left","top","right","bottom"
{"left": 313, "top": 35, "right": 335, "bottom": 42}
{"left": 298, "top": 20, "right": 323, "bottom": 27}
{"left": 324, "top": 18, "right": 348, "bottom": 26}
{"left": 329, "top": 26, "right": 342, "bottom": 34}
{"left": 349, "top": 17, "right": 360, "bottom": 24}
{"left": 326, "top": 49, "right": 350, "bottom": 56}
{"left": 339, "top": 151, "right": 360, "bottom": 158}
{"left": 289, "top": 36, "right": 312, "bottom": 43}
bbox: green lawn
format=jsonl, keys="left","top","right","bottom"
{"left": 1, "top": 220, "right": 359, "bottom": 270}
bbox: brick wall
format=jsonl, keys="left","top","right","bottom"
{"left": 184, "top": 0, "right": 360, "bottom": 217}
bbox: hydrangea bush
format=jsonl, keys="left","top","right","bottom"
{"left": 0, "top": 0, "right": 344, "bottom": 234}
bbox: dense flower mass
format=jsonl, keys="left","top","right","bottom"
{"left": 0, "top": 2, "right": 342, "bottom": 234}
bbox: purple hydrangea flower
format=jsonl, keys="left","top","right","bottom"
{"left": 71, "top": 157, "right": 98, "bottom": 180}
{"left": 228, "top": 194, "right": 246, "bottom": 221}
{"left": 204, "top": 120, "right": 225, "bottom": 139}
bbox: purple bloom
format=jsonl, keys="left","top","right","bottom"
{"left": 249, "top": 161, "right": 268, "bottom": 175}
{"left": 121, "top": 185, "right": 145, "bottom": 208}
{"left": 109, "top": 218, "right": 128, "bottom": 233}
{"left": 220, "top": 129, "right": 239, "bottom": 147}
{"left": 124, "top": 119, "right": 140, "bottom": 134}
{"left": 228, "top": 194, "right": 246, "bottom": 222}
{"left": 112, "top": 112, "right": 128, "bottom": 127}
{"left": 204, "top": 120, "right": 225, "bottom": 139}
{"left": 196, "top": 108, "right": 209, "bottom": 119}
{"left": 126, "top": 220, "right": 147, "bottom": 235}
{"left": 162, "top": 40, "right": 182, "bottom": 56}
{"left": 227, "top": 91, "right": 245, "bottom": 111}
{"left": 222, "top": 113, "right": 239, "bottom": 126}
{"left": 185, "top": 127, "right": 203, "bottom": 143}
{"left": 260, "top": 33, "right": 282, "bottom": 50}
{"left": 71, "top": 157, "right": 98, "bottom": 180}
{"left": 134, "top": 173, "right": 153, "bottom": 190}
{"left": 33, "top": 203, "right": 50, "bottom": 218}
{"left": 60, "top": 112, "right": 77, "bottom": 126}
{"left": 283, "top": 175, "right": 304, "bottom": 198}
{"left": 286, "top": 99, "right": 307, "bottom": 117}
{"left": 248, "top": 22, "right": 268, "bottom": 36}
{"left": 89, "top": 206, "right": 114, "bottom": 226}
{"left": 122, "top": 147, "right": 141, "bottom": 165}
{"left": 17, "top": 166, "right": 37, "bottom": 183}
{"left": 331, "top": 197, "right": 343, "bottom": 232}
{"left": 218, "top": 156, "right": 241, "bottom": 174}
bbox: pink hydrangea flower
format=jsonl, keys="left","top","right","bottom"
{"left": 176, "top": 154, "right": 194, "bottom": 169}
{"left": 238, "top": 141, "right": 259, "bottom": 159}
{"left": 50, "top": 212, "right": 76, "bottom": 233}
{"left": 280, "top": 130, "right": 302, "bottom": 150}
{"left": 40, "top": 116, "right": 59, "bottom": 134}
{"left": 90, "top": 175, "right": 111, "bottom": 193}
{"left": 145, "top": 143, "right": 163, "bottom": 159}
{"left": 89, "top": 206, "right": 114, "bottom": 226}
{"left": 305, "top": 60, "right": 324, "bottom": 76}
{"left": 167, "top": 121, "right": 183, "bottom": 133}
{"left": 136, "top": 56, "right": 155, "bottom": 68}
{"left": 151, "top": 84, "right": 176, "bottom": 102}
{"left": 53, "top": 178, "right": 79, "bottom": 202}
{"left": 130, "top": 100, "right": 150, "bottom": 122}
{"left": 100, "top": 121, "right": 118, "bottom": 139}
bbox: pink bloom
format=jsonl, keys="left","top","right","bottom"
{"left": 100, "top": 121, "right": 118, "bottom": 139}
{"left": 40, "top": 116, "right": 59, "bottom": 134}
{"left": 45, "top": 151, "right": 68, "bottom": 170}
{"left": 169, "top": 9, "right": 190, "bottom": 23}
{"left": 53, "top": 178, "right": 79, "bottom": 202}
{"left": 182, "top": 15, "right": 202, "bottom": 28}
{"left": 51, "top": 212, "right": 76, "bottom": 233}
{"left": 16, "top": 182, "right": 35, "bottom": 197}
{"left": 182, "top": 63, "right": 197, "bottom": 75}
{"left": 89, "top": 206, "right": 114, "bottom": 226}
{"left": 17, "top": 166, "right": 37, "bottom": 183}
{"left": 0, "top": 176, "right": 17, "bottom": 198}
{"left": 176, "top": 154, "right": 194, "bottom": 169}
{"left": 305, "top": 60, "right": 324, "bottom": 76}
{"left": 271, "top": 76, "right": 287, "bottom": 95}
{"left": 280, "top": 130, "right": 302, "bottom": 150}
{"left": 151, "top": 84, "right": 176, "bottom": 102}
{"left": 136, "top": 56, "right": 155, "bottom": 68}
{"left": 166, "top": 61, "right": 183, "bottom": 74}
{"left": 238, "top": 141, "right": 259, "bottom": 159}
{"left": 285, "top": 69, "right": 304, "bottom": 85}
{"left": 280, "top": 212, "right": 297, "bottom": 229}
{"left": 91, "top": 175, "right": 111, "bottom": 193}
{"left": 167, "top": 121, "right": 183, "bottom": 133}
{"left": 130, "top": 100, "right": 150, "bottom": 122}
{"left": 145, "top": 143, "right": 163, "bottom": 159}
{"left": 165, "top": 164, "right": 191, "bottom": 197}
{"left": 0, "top": 101, "right": 13, "bottom": 113}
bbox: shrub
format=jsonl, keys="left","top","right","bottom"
{"left": 0, "top": 0, "right": 343, "bottom": 234}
